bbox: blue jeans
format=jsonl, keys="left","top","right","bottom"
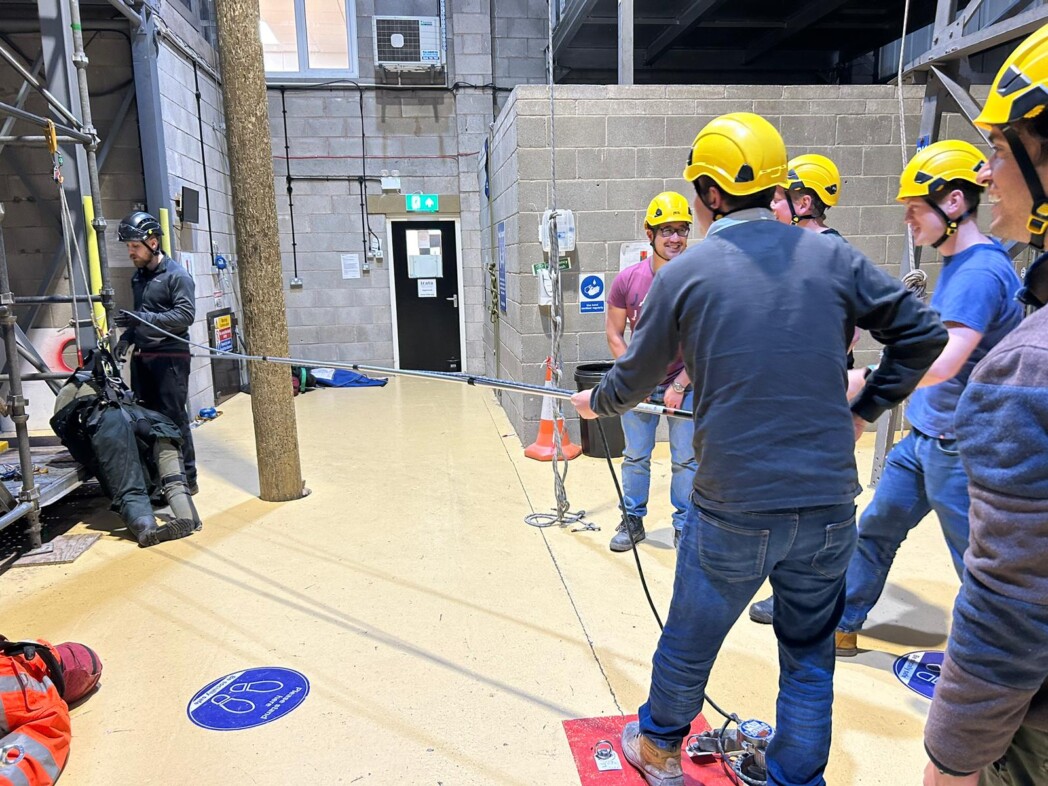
{"left": 620, "top": 386, "right": 697, "bottom": 531}
{"left": 639, "top": 500, "right": 858, "bottom": 786}
{"left": 838, "top": 430, "right": 970, "bottom": 633}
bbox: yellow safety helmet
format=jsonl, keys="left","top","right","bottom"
{"left": 974, "top": 23, "right": 1048, "bottom": 248}
{"left": 896, "top": 140, "right": 986, "bottom": 201}
{"left": 682, "top": 112, "right": 788, "bottom": 196}
{"left": 644, "top": 191, "right": 693, "bottom": 228}
{"left": 786, "top": 154, "right": 841, "bottom": 207}
{"left": 897, "top": 140, "right": 986, "bottom": 248}
{"left": 974, "top": 22, "right": 1048, "bottom": 129}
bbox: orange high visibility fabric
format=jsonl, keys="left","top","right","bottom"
{"left": 0, "top": 641, "right": 70, "bottom": 786}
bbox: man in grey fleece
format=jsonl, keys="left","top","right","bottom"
{"left": 113, "top": 211, "right": 198, "bottom": 493}
{"left": 572, "top": 112, "right": 947, "bottom": 786}
{"left": 923, "top": 22, "right": 1048, "bottom": 786}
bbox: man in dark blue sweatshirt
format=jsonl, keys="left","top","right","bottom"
{"left": 571, "top": 112, "right": 948, "bottom": 786}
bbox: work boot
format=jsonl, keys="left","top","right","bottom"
{"left": 749, "top": 595, "right": 774, "bottom": 624}
{"left": 154, "top": 517, "right": 197, "bottom": 544}
{"left": 621, "top": 721, "right": 683, "bottom": 786}
{"left": 128, "top": 516, "right": 196, "bottom": 548}
{"left": 126, "top": 515, "right": 159, "bottom": 547}
{"left": 835, "top": 630, "right": 858, "bottom": 657}
{"left": 610, "top": 514, "right": 645, "bottom": 552}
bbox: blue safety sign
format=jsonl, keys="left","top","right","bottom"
{"left": 497, "top": 221, "right": 507, "bottom": 314}
{"left": 580, "top": 274, "right": 605, "bottom": 314}
{"left": 187, "top": 667, "right": 309, "bottom": 731}
{"left": 893, "top": 650, "right": 944, "bottom": 700}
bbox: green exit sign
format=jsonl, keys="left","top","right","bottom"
{"left": 406, "top": 193, "right": 439, "bottom": 212}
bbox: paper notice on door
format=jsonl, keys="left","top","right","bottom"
{"left": 418, "top": 279, "right": 437, "bottom": 297}
{"left": 408, "top": 254, "right": 442, "bottom": 279}
{"left": 341, "top": 253, "right": 361, "bottom": 279}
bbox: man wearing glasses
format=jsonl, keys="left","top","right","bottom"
{"left": 604, "top": 191, "right": 698, "bottom": 552}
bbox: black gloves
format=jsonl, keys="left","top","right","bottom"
{"left": 113, "top": 310, "right": 141, "bottom": 328}
{"left": 113, "top": 339, "right": 130, "bottom": 362}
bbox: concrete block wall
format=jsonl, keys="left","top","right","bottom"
{"left": 154, "top": 21, "right": 237, "bottom": 415}
{"left": 493, "top": 0, "right": 549, "bottom": 87}
{"left": 267, "top": 0, "right": 548, "bottom": 373}
{"left": 487, "top": 83, "right": 992, "bottom": 447}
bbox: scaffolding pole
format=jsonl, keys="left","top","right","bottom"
{"left": 0, "top": 205, "right": 43, "bottom": 549}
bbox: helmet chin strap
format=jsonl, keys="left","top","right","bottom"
{"left": 649, "top": 235, "right": 675, "bottom": 263}
{"left": 785, "top": 191, "right": 816, "bottom": 225}
{"left": 699, "top": 192, "right": 755, "bottom": 223}
{"left": 1003, "top": 125, "right": 1048, "bottom": 250}
{"left": 652, "top": 246, "right": 671, "bottom": 263}
{"left": 924, "top": 198, "right": 974, "bottom": 249}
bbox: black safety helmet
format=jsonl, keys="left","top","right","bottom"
{"left": 117, "top": 211, "right": 163, "bottom": 244}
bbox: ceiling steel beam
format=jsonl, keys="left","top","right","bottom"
{"left": 552, "top": 0, "right": 602, "bottom": 56}
{"left": 959, "top": 0, "right": 1035, "bottom": 33}
{"left": 588, "top": 16, "right": 787, "bottom": 28}
{"left": 561, "top": 45, "right": 836, "bottom": 72}
{"left": 643, "top": 0, "right": 729, "bottom": 66}
{"left": 105, "top": 0, "right": 142, "bottom": 28}
{"left": 909, "top": 3, "right": 1048, "bottom": 70}
{"left": 931, "top": 64, "right": 991, "bottom": 143}
{"left": 744, "top": 0, "right": 854, "bottom": 63}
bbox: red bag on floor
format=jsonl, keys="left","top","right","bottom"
{"left": 0, "top": 638, "right": 102, "bottom": 786}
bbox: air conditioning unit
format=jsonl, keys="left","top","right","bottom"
{"left": 373, "top": 16, "right": 444, "bottom": 70}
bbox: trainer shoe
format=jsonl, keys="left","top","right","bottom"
{"left": 610, "top": 514, "right": 645, "bottom": 552}
{"left": 835, "top": 630, "right": 858, "bottom": 657}
{"left": 749, "top": 595, "right": 774, "bottom": 624}
{"left": 620, "top": 721, "right": 683, "bottom": 786}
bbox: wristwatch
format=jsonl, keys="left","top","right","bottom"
{"left": 671, "top": 380, "right": 686, "bottom": 394}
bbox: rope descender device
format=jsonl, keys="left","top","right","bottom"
{"left": 686, "top": 717, "right": 775, "bottom": 786}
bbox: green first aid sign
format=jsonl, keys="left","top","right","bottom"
{"left": 406, "top": 194, "right": 439, "bottom": 212}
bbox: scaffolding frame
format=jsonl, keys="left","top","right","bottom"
{"left": 0, "top": 0, "right": 123, "bottom": 551}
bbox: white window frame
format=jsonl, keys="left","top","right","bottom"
{"left": 264, "top": 0, "right": 359, "bottom": 81}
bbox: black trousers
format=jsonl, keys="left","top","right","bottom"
{"left": 89, "top": 406, "right": 154, "bottom": 524}
{"left": 131, "top": 350, "right": 196, "bottom": 484}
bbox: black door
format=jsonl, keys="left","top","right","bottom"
{"left": 391, "top": 220, "right": 462, "bottom": 372}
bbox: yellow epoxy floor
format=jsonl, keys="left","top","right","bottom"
{"left": 0, "top": 379, "right": 959, "bottom": 785}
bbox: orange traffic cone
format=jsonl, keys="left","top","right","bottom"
{"left": 525, "top": 357, "right": 582, "bottom": 461}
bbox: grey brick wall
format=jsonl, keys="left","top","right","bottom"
{"left": 486, "top": 83, "right": 988, "bottom": 447}
{"left": 154, "top": 33, "right": 236, "bottom": 416}
{"left": 267, "top": 0, "right": 548, "bottom": 374}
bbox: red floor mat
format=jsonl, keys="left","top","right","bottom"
{"left": 563, "top": 713, "right": 739, "bottom": 785}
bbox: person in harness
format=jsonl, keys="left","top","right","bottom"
{"left": 50, "top": 347, "right": 200, "bottom": 548}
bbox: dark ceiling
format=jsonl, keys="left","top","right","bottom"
{"left": 553, "top": 0, "right": 949, "bottom": 85}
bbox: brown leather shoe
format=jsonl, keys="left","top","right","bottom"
{"left": 620, "top": 720, "right": 684, "bottom": 786}
{"left": 835, "top": 630, "right": 858, "bottom": 657}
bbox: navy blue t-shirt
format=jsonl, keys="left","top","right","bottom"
{"left": 907, "top": 241, "right": 1023, "bottom": 439}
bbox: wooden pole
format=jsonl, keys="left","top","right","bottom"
{"left": 214, "top": 0, "right": 304, "bottom": 500}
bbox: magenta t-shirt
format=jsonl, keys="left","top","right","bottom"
{"left": 608, "top": 260, "right": 685, "bottom": 387}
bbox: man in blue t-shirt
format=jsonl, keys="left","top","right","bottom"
{"left": 834, "top": 140, "right": 1023, "bottom": 657}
